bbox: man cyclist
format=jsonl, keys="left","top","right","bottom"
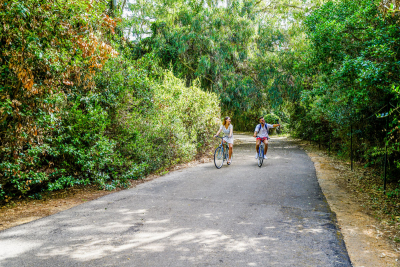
{"left": 253, "top": 116, "right": 280, "bottom": 159}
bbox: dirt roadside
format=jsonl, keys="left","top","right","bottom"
{"left": 0, "top": 137, "right": 399, "bottom": 266}
{"left": 298, "top": 140, "right": 400, "bottom": 267}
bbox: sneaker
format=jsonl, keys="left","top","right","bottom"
{"left": 255, "top": 153, "right": 258, "bottom": 159}
{"left": 227, "top": 159, "right": 232, "bottom": 165}
{"left": 264, "top": 155, "right": 268, "bottom": 159}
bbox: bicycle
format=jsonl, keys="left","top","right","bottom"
{"left": 256, "top": 136, "right": 266, "bottom": 167}
{"left": 214, "top": 136, "right": 230, "bottom": 169}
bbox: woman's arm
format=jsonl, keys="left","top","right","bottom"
{"left": 215, "top": 128, "right": 222, "bottom": 137}
{"left": 229, "top": 125, "right": 233, "bottom": 138}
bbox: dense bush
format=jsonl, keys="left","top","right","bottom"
{"left": 152, "top": 71, "right": 220, "bottom": 161}
{"left": 0, "top": 0, "right": 120, "bottom": 201}
{"left": 290, "top": 0, "right": 400, "bottom": 182}
{"left": 105, "top": 53, "right": 221, "bottom": 175}
{"left": 0, "top": 1, "right": 221, "bottom": 203}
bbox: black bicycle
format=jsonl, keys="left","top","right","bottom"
{"left": 256, "top": 136, "right": 265, "bottom": 167}
{"left": 214, "top": 136, "right": 230, "bottom": 169}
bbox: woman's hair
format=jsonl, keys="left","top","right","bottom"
{"left": 223, "top": 116, "right": 230, "bottom": 126}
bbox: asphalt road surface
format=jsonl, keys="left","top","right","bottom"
{"left": 0, "top": 134, "right": 351, "bottom": 267}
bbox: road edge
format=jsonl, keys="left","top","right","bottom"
{"left": 305, "top": 150, "right": 399, "bottom": 267}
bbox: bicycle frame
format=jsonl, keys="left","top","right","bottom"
{"left": 256, "top": 136, "right": 265, "bottom": 167}
{"left": 217, "top": 136, "right": 229, "bottom": 158}
{"left": 214, "top": 136, "right": 230, "bottom": 168}
{"left": 255, "top": 136, "right": 266, "bottom": 154}
{"left": 258, "top": 142, "right": 265, "bottom": 157}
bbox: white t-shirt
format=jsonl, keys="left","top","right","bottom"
{"left": 254, "top": 124, "right": 273, "bottom": 138}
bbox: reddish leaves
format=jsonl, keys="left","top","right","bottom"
{"left": 0, "top": 0, "right": 119, "bottom": 158}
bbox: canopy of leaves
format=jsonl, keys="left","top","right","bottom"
{"left": 126, "top": 0, "right": 314, "bottom": 129}
{"left": 291, "top": 0, "right": 400, "bottom": 179}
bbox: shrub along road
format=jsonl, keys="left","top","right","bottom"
{"left": 0, "top": 134, "right": 351, "bottom": 266}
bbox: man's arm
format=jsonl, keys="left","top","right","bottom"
{"left": 253, "top": 125, "right": 259, "bottom": 137}
{"left": 267, "top": 123, "right": 280, "bottom": 129}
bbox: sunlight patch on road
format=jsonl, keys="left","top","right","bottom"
{"left": 301, "top": 228, "right": 324, "bottom": 234}
{"left": 0, "top": 240, "right": 42, "bottom": 261}
{"left": 31, "top": 227, "right": 273, "bottom": 261}
{"left": 118, "top": 208, "right": 147, "bottom": 215}
{"left": 145, "top": 219, "right": 171, "bottom": 224}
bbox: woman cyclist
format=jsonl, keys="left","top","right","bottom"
{"left": 214, "top": 116, "right": 233, "bottom": 164}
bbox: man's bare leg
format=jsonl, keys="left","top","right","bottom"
{"left": 264, "top": 139, "right": 269, "bottom": 157}
{"left": 255, "top": 139, "right": 261, "bottom": 153}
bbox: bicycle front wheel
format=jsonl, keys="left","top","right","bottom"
{"left": 258, "top": 147, "right": 264, "bottom": 167}
{"left": 214, "top": 146, "right": 224, "bottom": 169}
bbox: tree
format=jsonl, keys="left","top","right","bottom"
{"left": 126, "top": 0, "right": 317, "bottom": 129}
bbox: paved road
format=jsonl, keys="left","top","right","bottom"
{"left": 0, "top": 134, "right": 351, "bottom": 267}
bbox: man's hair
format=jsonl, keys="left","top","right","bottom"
{"left": 259, "top": 116, "right": 264, "bottom": 120}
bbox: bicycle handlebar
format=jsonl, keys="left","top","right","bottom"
{"left": 215, "top": 135, "right": 230, "bottom": 139}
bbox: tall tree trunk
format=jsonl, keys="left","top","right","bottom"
{"left": 110, "top": 0, "right": 117, "bottom": 16}
{"left": 121, "top": 0, "right": 127, "bottom": 12}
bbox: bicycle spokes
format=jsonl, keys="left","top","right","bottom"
{"left": 258, "top": 145, "right": 264, "bottom": 167}
{"left": 217, "top": 149, "right": 223, "bottom": 159}
{"left": 214, "top": 146, "right": 224, "bottom": 169}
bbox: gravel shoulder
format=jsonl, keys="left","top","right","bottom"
{"left": 298, "top": 140, "right": 400, "bottom": 267}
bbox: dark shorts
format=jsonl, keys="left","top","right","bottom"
{"left": 256, "top": 137, "right": 269, "bottom": 141}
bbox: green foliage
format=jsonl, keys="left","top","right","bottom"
{"left": 0, "top": 0, "right": 117, "bottom": 151}
{"left": 153, "top": 71, "right": 220, "bottom": 160}
{"left": 0, "top": 0, "right": 121, "bottom": 202}
{"left": 7, "top": 0, "right": 399, "bottom": 202}
{"left": 113, "top": 54, "right": 220, "bottom": 173}
{"left": 290, "top": 0, "right": 400, "bottom": 179}
{"left": 264, "top": 114, "right": 280, "bottom": 124}
{"left": 127, "top": 0, "right": 312, "bottom": 129}
{"left": 0, "top": 1, "right": 221, "bottom": 203}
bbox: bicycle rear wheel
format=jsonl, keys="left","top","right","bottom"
{"left": 214, "top": 146, "right": 224, "bottom": 169}
{"left": 258, "top": 147, "right": 264, "bottom": 167}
